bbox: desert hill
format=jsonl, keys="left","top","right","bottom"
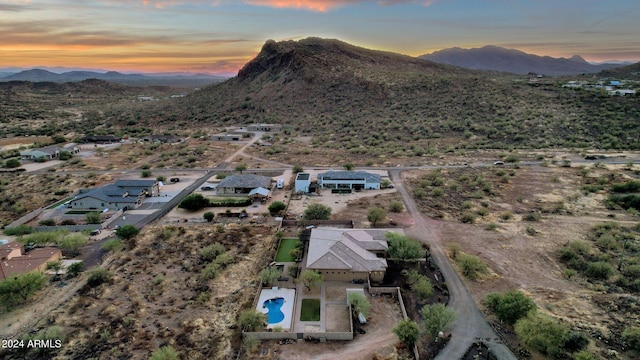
{"left": 420, "top": 45, "right": 624, "bottom": 75}
{"left": 598, "top": 61, "right": 640, "bottom": 80}
{"left": 152, "top": 37, "right": 638, "bottom": 151}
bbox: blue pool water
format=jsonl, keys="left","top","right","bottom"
{"left": 263, "top": 297, "right": 285, "bottom": 324}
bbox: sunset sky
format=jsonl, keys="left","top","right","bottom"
{"left": 1, "top": 0, "right": 639, "bottom": 75}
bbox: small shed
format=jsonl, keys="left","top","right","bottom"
{"left": 248, "top": 187, "right": 270, "bottom": 201}
{"left": 295, "top": 173, "right": 311, "bottom": 193}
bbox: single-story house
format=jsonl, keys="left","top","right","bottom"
{"left": 81, "top": 135, "right": 122, "bottom": 144}
{"left": 20, "top": 145, "right": 62, "bottom": 160}
{"left": 69, "top": 180, "right": 157, "bottom": 210}
{"left": 246, "top": 123, "right": 282, "bottom": 132}
{"left": 139, "top": 135, "right": 183, "bottom": 143}
{"left": 216, "top": 174, "right": 272, "bottom": 195}
{"left": 113, "top": 179, "right": 159, "bottom": 197}
{"left": 305, "top": 228, "right": 403, "bottom": 282}
{"left": 295, "top": 173, "right": 311, "bottom": 193}
{"left": 211, "top": 133, "right": 242, "bottom": 141}
{"left": 317, "top": 171, "right": 381, "bottom": 190}
{"left": 20, "top": 144, "right": 79, "bottom": 160}
{"left": 0, "top": 242, "right": 62, "bottom": 281}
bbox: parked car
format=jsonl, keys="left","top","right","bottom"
{"left": 170, "top": 177, "right": 180, "bottom": 183}
{"left": 386, "top": 184, "right": 394, "bottom": 189}
{"left": 493, "top": 161, "right": 505, "bottom": 165}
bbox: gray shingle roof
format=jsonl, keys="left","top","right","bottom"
{"left": 216, "top": 174, "right": 271, "bottom": 189}
{"left": 75, "top": 184, "right": 139, "bottom": 203}
{"left": 114, "top": 180, "right": 157, "bottom": 187}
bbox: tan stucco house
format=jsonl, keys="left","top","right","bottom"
{"left": 305, "top": 228, "right": 403, "bottom": 283}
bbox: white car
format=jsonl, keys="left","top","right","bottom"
{"left": 493, "top": 161, "right": 505, "bottom": 165}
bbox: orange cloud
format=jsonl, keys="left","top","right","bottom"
{"left": 243, "top": 0, "right": 436, "bottom": 12}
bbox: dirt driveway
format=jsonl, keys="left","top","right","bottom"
{"left": 286, "top": 188, "right": 398, "bottom": 217}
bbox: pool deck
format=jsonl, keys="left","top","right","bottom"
{"left": 257, "top": 287, "right": 296, "bottom": 330}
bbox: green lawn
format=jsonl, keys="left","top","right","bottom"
{"left": 300, "top": 299, "right": 321, "bottom": 321}
{"left": 65, "top": 210, "right": 92, "bottom": 215}
{"left": 275, "top": 238, "right": 300, "bottom": 262}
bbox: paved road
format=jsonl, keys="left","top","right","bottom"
{"left": 389, "top": 169, "right": 517, "bottom": 360}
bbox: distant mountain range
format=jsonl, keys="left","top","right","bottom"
{"left": 420, "top": 45, "right": 632, "bottom": 75}
{"left": 0, "top": 68, "right": 229, "bottom": 87}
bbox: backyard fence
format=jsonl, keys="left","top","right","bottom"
{"left": 6, "top": 208, "right": 43, "bottom": 228}
{"left": 281, "top": 219, "right": 354, "bottom": 228}
{"left": 101, "top": 210, "right": 124, "bottom": 229}
{"left": 34, "top": 224, "right": 100, "bottom": 232}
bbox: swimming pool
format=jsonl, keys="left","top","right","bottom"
{"left": 263, "top": 297, "right": 285, "bottom": 324}
{"left": 256, "top": 287, "right": 295, "bottom": 330}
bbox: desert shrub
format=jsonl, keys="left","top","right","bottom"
{"left": 460, "top": 212, "right": 476, "bottom": 223}
{"left": 622, "top": 326, "right": 640, "bottom": 351}
{"left": 500, "top": 211, "right": 513, "bottom": 221}
{"left": 585, "top": 261, "right": 614, "bottom": 280}
{"left": 347, "top": 292, "right": 372, "bottom": 317}
{"left": 4, "top": 225, "right": 33, "bottom": 236}
{"left": 38, "top": 219, "right": 56, "bottom": 226}
{"left": 179, "top": 193, "right": 209, "bottom": 211}
{"left": 4, "top": 158, "right": 21, "bottom": 168}
{"left": 367, "top": 207, "right": 387, "bottom": 226}
{"left": 239, "top": 310, "right": 266, "bottom": 332}
{"left": 447, "top": 243, "right": 462, "bottom": 259}
{"left": 213, "top": 253, "right": 234, "bottom": 267}
{"left": 0, "top": 272, "right": 46, "bottom": 308}
{"left": 515, "top": 313, "right": 568, "bottom": 357}
{"left": 612, "top": 180, "right": 640, "bottom": 193}
{"left": 303, "top": 203, "right": 331, "bottom": 220}
{"left": 85, "top": 211, "right": 101, "bottom": 224}
{"left": 259, "top": 266, "right": 282, "bottom": 286}
{"left": 457, "top": 253, "right": 489, "bottom": 281}
{"left": 87, "top": 268, "right": 112, "bottom": 287}
{"left": 203, "top": 212, "right": 215, "bottom": 222}
{"left": 149, "top": 345, "right": 179, "bottom": 360}
{"left": 268, "top": 201, "right": 287, "bottom": 215}
{"left": 393, "top": 319, "right": 420, "bottom": 347}
{"left": 485, "top": 290, "right": 537, "bottom": 325}
{"left": 386, "top": 232, "right": 423, "bottom": 260}
{"left": 102, "top": 238, "right": 123, "bottom": 251}
{"left": 486, "top": 222, "right": 497, "bottom": 231}
{"left": 66, "top": 261, "right": 84, "bottom": 278}
{"left": 200, "top": 263, "right": 221, "bottom": 281}
{"left": 563, "top": 331, "right": 589, "bottom": 352}
{"left": 421, "top": 303, "right": 455, "bottom": 339}
{"left": 389, "top": 200, "right": 404, "bottom": 213}
{"left": 525, "top": 226, "right": 537, "bottom": 236}
{"left": 200, "top": 243, "right": 226, "bottom": 262}
{"left": 523, "top": 213, "right": 541, "bottom": 222}
{"left": 243, "top": 336, "right": 260, "bottom": 355}
{"left": 405, "top": 270, "right": 433, "bottom": 300}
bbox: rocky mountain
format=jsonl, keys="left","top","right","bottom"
{"left": 420, "top": 45, "right": 624, "bottom": 75}
{"left": 150, "top": 37, "right": 638, "bottom": 151}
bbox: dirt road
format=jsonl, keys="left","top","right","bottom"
{"left": 389, "top": 169, "right": 517, "bottom": 360}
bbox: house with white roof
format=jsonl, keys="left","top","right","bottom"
{"left": 317, "top": 170, "right": 381, "bottom": 190}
